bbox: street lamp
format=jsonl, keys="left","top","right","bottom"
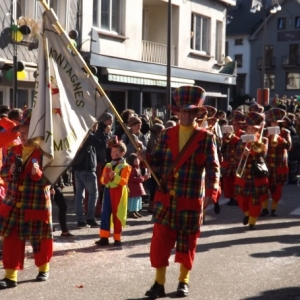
{"left": 251, "top": 1, "right": 281, "bottom": 107}
{"left": 166, "top": 0, "right": 172, "bottom": 122}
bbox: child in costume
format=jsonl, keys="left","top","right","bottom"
{"left": 127, "top": 153, "right": 150, "bottom": 218}
{"left": 95, "top": 138, "right": 131, "bottom": 246}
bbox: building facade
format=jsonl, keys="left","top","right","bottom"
{"left": 84, "top": 0, "right": 237, "bottom": 117}
{"left": 227, "top": 0, "right": 300, "bottom": 105}
{"left": 0, "top": 0, "right": 77, "bottom": 108}
{"left": 1, "top": 0, "right": 237, "bottom": 116}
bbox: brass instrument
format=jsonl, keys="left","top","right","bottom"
{"left": 223, "top": 132, "right": 235, "bottom": 143}
{"left": 271, "top": 134, "right": 278, "bottom": 147}
{"left": 252, "top": 124, "right": 266, "bottom": 153}
{"left": 236, "top": 134, "right": 255, "bottom": 178}
{"left": 197, "top": 116, "right": 208, "bottom": 128}
{"left": 268, "top": 126, "right": 281, "bottom": 147}
{"left": 236, "top": 141, "right": 252, "bottom": 178}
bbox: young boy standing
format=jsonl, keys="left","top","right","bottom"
{"left": 95, "top": 139, "right": 131, "bottom": 246}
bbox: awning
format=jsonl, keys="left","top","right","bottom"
{"left": 205, "top": 92, "right": 227, "bottom": 98}
{"left": 103, "top": 68, "right": 195, "bottom": 88}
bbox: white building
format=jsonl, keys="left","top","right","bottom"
{"left": 0, "top": 0, "right": 237, "bottom": 115}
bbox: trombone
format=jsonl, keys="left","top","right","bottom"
{"left": 236, "top": 134, "right": 255, "bottom": 178}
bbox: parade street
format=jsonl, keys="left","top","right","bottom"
{"left": 1, "top": 184, "right": 300, "bottom": 300}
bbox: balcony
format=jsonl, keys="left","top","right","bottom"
{"left": 142, "top": 40, "right": 177, "bottom": 66}
{"left": 256, "top": 57, "right": 276, "bottom": 69}
{"left": 282, "top": 56, "right": 300, "bottom": 68}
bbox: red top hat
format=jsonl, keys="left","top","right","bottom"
{"left": 168, "top": 85, "right": 206, "bottom": 115}
{"left": 245, "top": 112, "right": 265, "bottom": 128}
{"left": 266, "top": 108, "right": 286, "bottom": 123}
{"left": 231, "top": 110, "right": 245, "bottom": 123}
{"left": 249, "top": 103, "right": 264, "bottom": 113}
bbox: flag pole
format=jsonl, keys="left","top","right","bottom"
{"left": 38, "top": 0, "right": 162, "bottom": 188}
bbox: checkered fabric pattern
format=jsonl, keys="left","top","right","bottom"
{"left": 231, "top": 110, "right": 245, "bottom": 123}
{"left": 266, "top": 108, "right": 286, "bottom": 123}
{"left": 266, "top": 128, "right": 291, "bottom": 190}
{"left": 234, "top": 138, "right": 269, "bottom": 204}
{"left": 245, "top": 112, "right": 265, "bottom": 127}
{"left": 0, "top": 144, "right": 52, "bottom": 248}
{"left": 203, "top": 105, "right": 217, "bottom": 118}
{"left": 150, "top": 125, "right": 220, "bottom": 233}
{"left": 170, "top": 86, "right": 206, "bottom": 111}
{"left": 249, "top": 103, "right": 264, "bottom": 113}
{"left": 221, "top": 135, "right": 240, "bottom": 177}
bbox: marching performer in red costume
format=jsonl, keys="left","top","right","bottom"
{"left": 140, "top": 86, "right": 220, "bottom": 298}
{"left": 221, "top": 111, "right": 246, "bottom": 206}
{"left": 0, "top": 109, "right": 53, "bottom": 289}
{"left": 234, "top": 112, "right": 269, "bottom": 230}
{"left": 262, "top": 108, "right": 291, "bottom": 217}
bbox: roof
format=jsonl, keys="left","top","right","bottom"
{"left": 226, "top": 0, "right": 265, "bottom": 36}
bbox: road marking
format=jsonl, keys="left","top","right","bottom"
{"left": 290, "top": 207, "right": 300, "bottom": 215}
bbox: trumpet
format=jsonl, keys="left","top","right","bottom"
{"left": 267, "top": 126, "right": 281, "bottom": 147}
{"left": 223, "top": 132, "right": 235, "bottom": 143}
{"left": 221, "top": 125, "right": 234, "bottom": 142}
{"left": 252, "top": 125, "right": 266, "bottom": 153}
{"left": 271, "top": 134, "right": 278, "bottom": 147}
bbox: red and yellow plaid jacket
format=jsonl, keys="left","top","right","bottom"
{"left": 234, "top": 137, "right": 269, "bottom": 204}
{"left": 0, "top": 144, "right": 52, "bottom": 242}
{"left": 266, "top": 128, "right": 291, "bottom": 189}
{"left": 221, "top": 134, "right": 240, "bottom": 177}
{"left": 150, "top": 125, "right": 220, "bottom": 233}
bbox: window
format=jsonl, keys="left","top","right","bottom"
{"left": 235, "top": 54, "right": 243, "bottom": 68}
{"left": 0, "top": 91, "right": 3, "bottom": 105}
{"left": 235, "top": 39, "right": 243, "bottom": 45}
{"left": 236, "top": 74, "right": 246, "bottom": 95}
{"left": 93, "top": 0, "right": 121, "bottom": 34}
{"left": 264, "top": 73, "right": 275, "bottom": 90}
{"left": 191, "top": 14, "right": 210, "bottom": 54}
{"left": 295, "top": 17, "right": 300, "bottom": 28}
{"left": 215, "top": 21, "right": 223, "bottom": 62}
{"left": 9, "top": 89, "right": 29, "bottom": 109}
{"left": 225, "top": 41, "right": 228, "bottom": 57}
{"left": 286, "top": 73, "right": 300, "bottom": 90}
{"left": 278, "top": 18, "right": 286, "bottom": 30}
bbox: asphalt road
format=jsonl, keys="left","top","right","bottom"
{"left": 0, "top": 183, "right": 300, "bottom": 300}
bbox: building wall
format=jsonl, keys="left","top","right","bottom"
{"left": 227, "top": 35, "right": 251, "bottom": 94}
{"left": 85, "top": 0, "right": 228, "bottom": 74}
{"left": 250, "top": 0, "right": 300, "bottom": 100}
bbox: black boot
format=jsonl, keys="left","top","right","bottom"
{"left": 145, "top": 282, "right": 166, "bottom": 298}
{"left": 243, "top": 216, "right": 249, "bottom": 225}
{"left": 0, "top": 278, "right": 17, "bottom": 289}
{"left": 95, "top": 238, "right": 109, "bottom": 246}
{"left": 214, "top": 202, "right": 220, "bottom": 214}
{"left": 260, "top": 209, "right": 269, "bottom": 217}
{"left": 177, "top": 282, "right": 189, "bottom": 297}
{"left": 271, "top": 209, "right": 277, "bottom": 217}
{"left": 227, "top": 198, "right": 237, "bottom": 206}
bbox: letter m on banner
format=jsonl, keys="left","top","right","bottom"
{"left": 28, "top": 4, "right": 111, "bottom": 184}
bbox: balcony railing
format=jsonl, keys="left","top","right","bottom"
{"left": 142, "top": 40, "right": 177, "bottom": 66}
{"left": 256, "top": 57, "right": 276, "bottom": 69}
{"left": 282, "top": 56, "right": 300, "bottom": 67}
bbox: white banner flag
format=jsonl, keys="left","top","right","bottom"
{"left": 28, "top": 9, "right": 111, "bottom": 184}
